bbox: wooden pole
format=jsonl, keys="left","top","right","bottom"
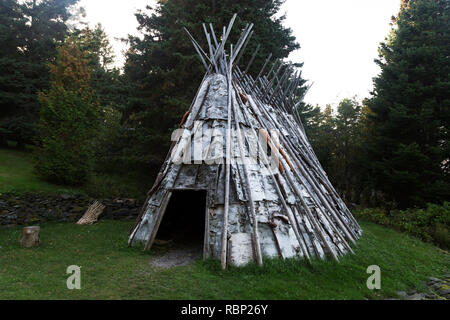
{"left": 260, "top": 113, "right": 357, "bottom": 248}
{"left": 236, "top": 93, "right": 311, "bottom": 262}
{"left": 244, "top": 43, "right": 260, "bottom": 74}
{"left": 250, "top": 86, "right": 360, "bottom": 244}
{"left": 220, "top": 48, "right": 234, "bottom": 270}
{"left": 230, "top": 89, "right": 263, "bottom": 267}
{"left": 266, "top": 136, "right": 340, "bottom": 261}
{"left": 246, "top": 95, "right": 340, "bottom": 261}
{"left": 251, "top": 53, "right": 272, "bottom": 91}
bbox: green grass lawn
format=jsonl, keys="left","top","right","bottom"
{"left": 0, "top": 148, "right": 81, "bottom": 195}
{"left": 0, "top": 220, "right": 448, "bottom": 300}
{"left": 0, "top": 147, "right": 145, "bottom": 198}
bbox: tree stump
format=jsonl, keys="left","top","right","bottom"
{"left": 20, "top": 226, "right": 40, "bottom": 248}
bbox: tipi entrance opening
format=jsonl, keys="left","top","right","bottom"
{"left": 155, "top": 190, "right": 207, "bottom": 250}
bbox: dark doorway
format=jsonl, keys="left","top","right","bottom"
{"left": 156, "top": 190, "right": 207, "bottom": 247}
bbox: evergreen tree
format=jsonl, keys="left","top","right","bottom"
{"left": 301, "top": 104, "right": 337, "bottom": 183}
{"left": 34, "top": 38, "right": 99, "bottom": 185}
{"left": 298, "top": 103, "right": 321, "bottom": 133}
{"left": 122, "top": 0, "right": 306, "bottom": 178}
{"left": 71, "top": 24, "right": 127, "bottom": 111}
{"left": 70, "top": 24, "right": 131, "bottom": 174}
{"left": 367, "top": 0, "right": 450, "bottom": 207}
{"left": 298, "top": 103, "right": 333, "bottom": 171}
{"left": 333, "top": 98, "right": 363, "bottom": 201}
{"left": 0, "top": 0, "right": 28, "bottom": 145}
{"left": 0, "top": 0, "right": 78, "bottom": 147}
{"left": 300, "top": 99, "right": 370, "bottom": 205}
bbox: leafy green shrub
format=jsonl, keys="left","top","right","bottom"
{"left": 354, "top": 202, "right": 450, "bottom": 249}
{"left": 34, "top": 38, "right": 100, "bottom": 186}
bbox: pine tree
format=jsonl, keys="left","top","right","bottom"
{"left": 0, "top": 0, "right": 78, "bottom": 147}
{"left": 0, "top": 0, "right": 28, "bottom": 146}
{"left": 367, "top": 0, "right": 450, "bottom": 207}
{"left": 34, "top": 38, "right": 100, "bottom": 185}
{"left": 122, "top": 0, "right": 306, "bottom": 178}
{"left": 302, "top": 100, "right": 366, "bottom": 204}
{"left": 334, "top": 98, "right": 362, "bottom": 201}
{"left": 71, "top": 24, "right": 126, "bottom": 110}
{"left": 70, "top": 24, "right": 131, "bottom": 174}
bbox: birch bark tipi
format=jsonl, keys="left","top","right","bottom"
{"left": 129, "top": 15, "right": 362, "bottom": 268}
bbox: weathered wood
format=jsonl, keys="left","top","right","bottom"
{"left": 239, "top": 96, "right": 311, "bottom": 262}
{"left": 128, "top": 14, "right": 362, "bottom": 266}
{"left": 128, "top": 74, "right": 211, "bottom": 242}
{"left": 204, "top": 204, "right": 211, "bottom": 260}
{"left": 247, "top": 95, "right": 340, "bottom": 261}
{"left": 271, "top": 125, "right": 356, "bottom": 247}
{"left": 244, "top": 43, "right": 260, "bottom": 74}
{"left": 232, "top": 24, "right": 253, "bottom": 63}
{"left": 231, "top": 89, "right": 263, "bottom": 267}
{"left": 20, "top": 226, "right": 40, "bottom": 248}
{"left": 77, "top": 201, "right": 105, "bottom": 225}
{"left": 220, "top": 57, "right": 233, "bottom": 270}
{"left": 209, "top": 23, "right": 219, "bottom": 48}
{"left": 251, "top": 53, "right": 272, "bottom": 91}
{"left": 144, "top": 191, "right": 173, "bottom": 251}
{"left": 253, "top": 93, "right": 359, "bottom": 244}
{"left": 203, "top": 23, "right": 218, "bottom": 73}
{"left": 235, "top": 31, "right": 254, "bottom": 67}
{"left": 278, "top": 116, "right": 359, "bottom": 243}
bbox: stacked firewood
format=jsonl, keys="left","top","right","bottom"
{"left": 76, "top": 201, "right": 105, "bottom": 225}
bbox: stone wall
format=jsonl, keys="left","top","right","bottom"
{"left": 0, "top": 193, "right": 142, "bottom": 226}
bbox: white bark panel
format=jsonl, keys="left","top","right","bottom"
{"left": 228, "top": 233, "right": 254, "bottom": 266}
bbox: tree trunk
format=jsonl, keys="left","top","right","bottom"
{"left": 20, "top": 226, "right": 40, "bottom": 248}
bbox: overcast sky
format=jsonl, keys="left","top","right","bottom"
{"left": 79, "top": 0, "right": 401, "bottom": 107}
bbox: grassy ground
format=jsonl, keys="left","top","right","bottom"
{"left": 0, "top": 148, "right": 81, "bottom": 195}
{"left": 0, "top": 147, "right": 145, "bottom": 198}
{"left": 0, "top": 220, "right": 448, "bottom": 300}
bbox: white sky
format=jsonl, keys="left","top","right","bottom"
{"left": 79, "top": 0, "right": 401, "bottom": 107}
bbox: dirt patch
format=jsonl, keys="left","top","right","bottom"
{"left": 150, "top": 244, "right": 202, "bottom": 268}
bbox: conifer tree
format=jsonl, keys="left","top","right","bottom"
{"left": 367, "top": 0, "right": 450, "bottom": 207}
{"left": 0, "top": 0, "right": 78, "bottom": 147}
{"left": 71, "top": 24, "right": 126, "bottom": 111}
